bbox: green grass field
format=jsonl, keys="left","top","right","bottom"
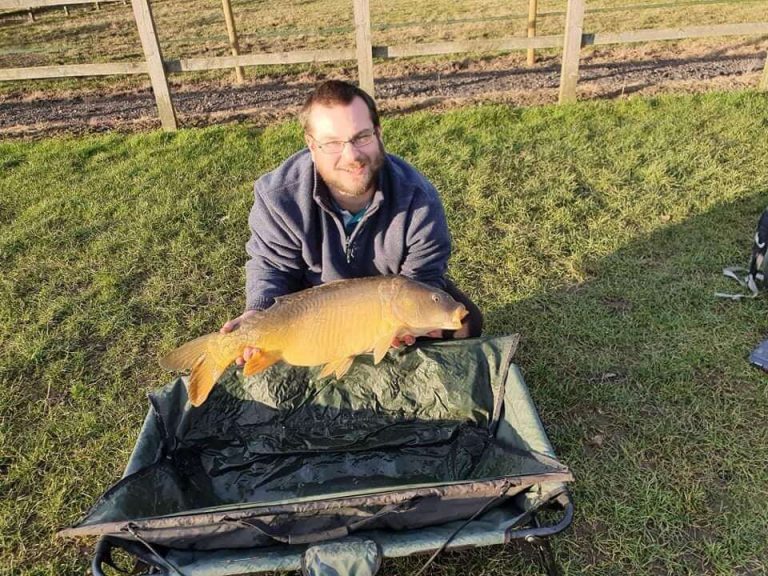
{"left": 2, "top": 90, "right": 768, "bottom": 574}
{"left": 3, "top": 0, "right": 763, "bottom": 65}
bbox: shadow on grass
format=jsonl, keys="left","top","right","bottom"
{"left": 447, "top": 187, "right": 768, "bottom": 574}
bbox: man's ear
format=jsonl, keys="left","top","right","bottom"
{"left": 375, "top": 125, "right": 383, "bottom": 139}
{"left": 304, "top": 134, "right": 316, "bottom": 162}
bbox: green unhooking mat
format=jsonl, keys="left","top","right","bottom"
{"left": 60, "top": 335, "right": 572, "bottom": 551}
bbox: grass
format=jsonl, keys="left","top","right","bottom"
{"left": 2, "top": 90, "right": 768, "bottom": 575}
{"left": 0, "top": 0, "right": 766, "bottom": 96}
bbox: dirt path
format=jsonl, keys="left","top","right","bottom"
{"left": 1, "top": 43, "right": 766, "bottom": 139}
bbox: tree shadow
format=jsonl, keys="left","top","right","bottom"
{"left": 487, "top": 183, "right": 768, "bottom": 396}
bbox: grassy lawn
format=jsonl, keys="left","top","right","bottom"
{"left": 2, "top": 90, "right": 768, "bottom": 574}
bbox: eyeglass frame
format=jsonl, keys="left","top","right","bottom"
{"left": 306, "top": 128, "right": 379, "bottom": 155}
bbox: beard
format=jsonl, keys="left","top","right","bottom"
{"left": 317, "top": 137, "right": 385, "bottom": 198}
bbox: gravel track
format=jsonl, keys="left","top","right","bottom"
{"left": 1, "top": 46, "right": 765, "bottom": 138}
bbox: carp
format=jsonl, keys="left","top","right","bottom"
{"left": 160, "top": 276, "right": 469, "bottom": 406}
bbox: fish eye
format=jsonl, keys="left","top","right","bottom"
{"left": 431, "top": 294, "right": 440, "bottom": 303}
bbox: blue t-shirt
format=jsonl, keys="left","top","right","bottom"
{"left": 331, "top": 198, "right": 371, "bottom": 236}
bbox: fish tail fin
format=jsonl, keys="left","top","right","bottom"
{"left": 160, "top": 333, "right": 233, "bottom": 407}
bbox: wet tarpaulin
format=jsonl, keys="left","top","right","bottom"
{"left": 61, "top": 335, "right": 572, "bottom": 550}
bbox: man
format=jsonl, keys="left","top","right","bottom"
{"left": 221, "top": 80, "right": 482, "bottom": 365}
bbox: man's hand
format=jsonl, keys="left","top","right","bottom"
{"left": 391, "top": 320, "right": 470, "bottom": 347}
{"left": 452, "top": 321, "right": 470, "bottom": 339}
{"left": 220, "top": 310, "right": 260, "bottom": 366}
{"left": 391, "top": 330, "right": 442, "bottom": 348}
{"left": 391, "top": 334, "right": 416, "bottom": 348}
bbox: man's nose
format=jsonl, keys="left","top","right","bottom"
{"left": 340, "top": 140, "right": 364, "bottom": 161}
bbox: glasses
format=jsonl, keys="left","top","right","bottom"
{"left": 308, "top": 130, "right": 376, "bottom": 155}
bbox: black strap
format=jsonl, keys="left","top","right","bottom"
{"left": 222, "top": 499, "right": 420, "bottom": 546}
{"left": 92, "top": 536, "right": 166, "bottom": 576}
{"left": 411, "top": 481, "right": 513, "bottom": 576}
{"left": 119, "top": 524, "right": 187, "bottom": 576}
{"left": 224, "top": 516, "right": 349, "bottom": 545}
{"left": 92, "top": 538, "right": 128, "bottom": 576}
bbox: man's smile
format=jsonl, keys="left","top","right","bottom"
{"left": 339, "top": 163, "right": 368, "bottom": 175}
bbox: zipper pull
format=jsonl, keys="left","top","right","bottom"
{"left": 345, "top": 239, "right": 355, "bottom": 263}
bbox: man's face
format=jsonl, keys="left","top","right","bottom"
{"left": 305, "top": 96, "right": 384, "bottom": 199}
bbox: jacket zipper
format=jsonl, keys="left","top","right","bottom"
{"left": 315, "top": 187, "right": 381, "bottom": 265}
{"left": 343, "top": 200, "right": 381, "bottom": 263}
{"left": 345, "top": 237, "right": 356, "bottom": 263}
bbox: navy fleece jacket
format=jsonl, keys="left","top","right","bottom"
{"left": 245, "top": 149, "right": 451, "bottom": 311}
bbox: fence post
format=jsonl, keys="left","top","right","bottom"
{"left": 221, "top": 0, "right": 244, "bottom": 83}
{"left": 353, "top": 0, "right": 374, "bottom": 97}
{"left": 558, "top": 0, "right": 585, "bottom": 104}
{"left": 131, "top": 0, "right": 177, "bottom": 130}
{"left": 760, "top": 51, "right": 768, "bottom": 91}
{"left": 527, "top": 0, "right": 537, "bottom": 66}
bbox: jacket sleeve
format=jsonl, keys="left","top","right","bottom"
{"left": 398, "top": 185, "right": 451, "bottom": 290}
{"left": 244, "top": 182, "right": 306, "bottom": 310}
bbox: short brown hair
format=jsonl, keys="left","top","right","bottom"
{"left": 299, "top": 80, "right": 380, "bottom": 132}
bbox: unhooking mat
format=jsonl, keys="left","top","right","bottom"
{"left": 60, "top": 335, "right": 572, "bottom": 551}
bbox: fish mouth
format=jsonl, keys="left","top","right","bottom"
{"left": 449, "top": 306, "right": 469, "bottom": 328}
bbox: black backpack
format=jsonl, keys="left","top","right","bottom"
{"left": 717, "top": 208, "right": 768, "bottom": 299}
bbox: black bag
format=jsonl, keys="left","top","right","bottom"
{"left": 716, "top": 208, "right": 768, "bottom": 299}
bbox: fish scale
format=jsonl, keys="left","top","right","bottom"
{"left": 280, "top": 285, "right": 371, "bottom": 365}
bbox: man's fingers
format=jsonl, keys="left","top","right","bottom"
{"left": 391, "top": 335, "right": 416, "bottom": 348}
{"left": 453, "top": 323, "right": 470, "bottom": 339}
{"left": 222, "top": 309, "right": 260, "bottom": 334}
{"left": 235, "top": 347, "right": 259, "bottom": 368}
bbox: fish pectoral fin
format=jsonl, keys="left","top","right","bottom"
{"left": 319, "top": 356, "right": 355, "bottom": 380}
{"left": 243, "top": 351, "right": 280, "bottom": 377}
{"left": 373, "top": 332, "right": 396, "bottom": 364}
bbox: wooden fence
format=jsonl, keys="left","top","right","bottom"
{"left": 1, "top": 0, "right": 767, "bottom": 131}
{"left": 1, "top": 0, "right": 123, "bottom": 20}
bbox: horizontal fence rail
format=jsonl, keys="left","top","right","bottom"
{"left": 0, "top": 0, "right": 767, "bottom": 130}
{"left": 373, "top": 35, "right": 564, "bottom": 59}
{"left": 0, "top": 62, "right": 147, "bottom": 80}
{"left": 586, "top": 22, "right": 768, "bottom": 45}
{"left": 167, "top": 48, "right": 358, "bottom": 73}
{"left": 1, "top": 0, "right": 118, "bottom": 8}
